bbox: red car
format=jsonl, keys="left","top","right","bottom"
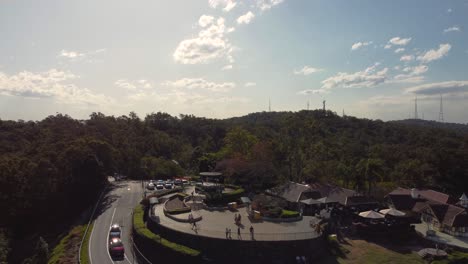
{"left": 109, "top": 238, "right": 125, "bottom": 258}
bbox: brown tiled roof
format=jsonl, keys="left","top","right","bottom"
{"left": 345, "top": 196, "right": 379, "bottom": 206}
{"left": 387, "top": 194, "right": 416, "bottom": 210}
{"left": 389, "top": 187, "right": 457, "bottom": 204}
{"left": 266, "top": 182, "right": 313, "bottom": 202}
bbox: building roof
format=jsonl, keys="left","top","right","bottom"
{"left": 388, "top": 187, "right": 457, "bottom": 204}
{"left": 266, "top": 182, "right": 313, "bottom": 202}
{"left": 199, "top": 172, "right": 223, "bottom": 177}
{"left": 387, "top": 187, "right": 468, "bottom": 228}
{"left": 345, "top": 196, "right": 379, "bottom": 207}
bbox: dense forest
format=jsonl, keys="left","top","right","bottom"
{"left": 1, "top": 110, "right": 467, "bottom": 263}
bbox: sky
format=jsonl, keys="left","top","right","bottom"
{"left": 1, "top": 0, "right": 468, "bottom": 123}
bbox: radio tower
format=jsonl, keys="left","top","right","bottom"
{"left": 268, "top": 98, "right": 271, "bottom": 112}
{"left": 439, "top": 94, "right": 444, "bottom": 122}
{"left": 414, "top": 97, "right": 418, "bottom": 119}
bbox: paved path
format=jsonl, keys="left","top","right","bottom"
{"left": 154, "top": 200, "right": 320, "bottom": 241}
{"left": 88, "top": 180, "right": 143, "bottom": 264}
{"left": 414, "top": 223, "right": 468, "bottom": 249}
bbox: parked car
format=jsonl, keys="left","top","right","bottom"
{"left": 109, "top": 238, "right": 125, "bottom": 258}
{"left": 182, "top": 179, "right": 188, "bottom": 184}
{"left": 147, "top": 182, "right": 155, "bottom": 190}
{"left": 156, "top": 184, "right": 164, "bottom": 190}
{"left": 109, "top": 224, "right": 121, "bottom": 239}
{"left": 174, "top": 179, "right": 182, "bottom": 185}
{"left": 164, "top": 183, "right": 173, "bottom": 189}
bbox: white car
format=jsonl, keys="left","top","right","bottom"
{"left": 147, "top": 182, "right": 155, "bottom": 190}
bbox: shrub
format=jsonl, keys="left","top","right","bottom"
{"left": 133, "top": 205, "right": 200, "bottom": 257}
{"left": 280, "top": 209, "right": 300, "bottom": 218}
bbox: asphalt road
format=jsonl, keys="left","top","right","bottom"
{"left": 88, "top": 180, "right": 144, "bottom": 264}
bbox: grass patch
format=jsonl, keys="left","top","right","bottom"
{"left": 133, "top": 205, "right": 200, "bottom": 257}
{"left": 48, "top": 225, "right": 86, "bottom": 264}
{"left": 320, "top": 238, "right": 424, "bottom": 264}
{"left": 432, "top": 250, "right": 468, "bottom": 264}
{"left": 79, "top": 222, "right": 94, "bottom": 264}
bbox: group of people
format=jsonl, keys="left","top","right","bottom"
{"left": 234, "top": 213, "right": 242, "bottom": 224}
{"left": 225, "top": 225, "right": 255, "bottom": 240}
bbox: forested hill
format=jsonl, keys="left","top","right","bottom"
{"left": 1, "top": 110, "right": 467, "bottom": 262}
{"left": 390, "top": 119, "right": 468, "bottom": 134}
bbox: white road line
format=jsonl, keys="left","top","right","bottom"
{"left": 88, "top": 217, "right": 97, "bottom": 264}
{"left": 106, "top": 207, "right": 117, "bottom": 264}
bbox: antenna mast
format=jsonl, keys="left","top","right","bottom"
{"left": 439, "top": 94, "right": 444, "bottom": 122}
{"left": 268, "top": 98, "right": 271, "bottom": 112}
{"left": 307, "top": 100, "right": 310, "bottom": 110}
{"left": 323, "top": 100, "right": 326, "bottom": 112}
{"left": 414, "top": 97, "right": 418, "bottom": 119}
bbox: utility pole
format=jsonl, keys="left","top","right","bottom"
{"left": 414, "top": 97, "right": 418, "bottom": 119}
{"left": 323, "top": 100, "right": 326, "bottom": 112}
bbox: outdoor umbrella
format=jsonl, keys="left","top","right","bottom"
{"left": 316, "top": 197, "right": 334, "bottom": 204}
{"left": 379, "top": 208, "right": 406, "bottom": 217}
{"left": 300, "top": 198, "right": 322, "bottom": 205}
{"left": 358, "top": 210, "right": 385, "bottom": 219}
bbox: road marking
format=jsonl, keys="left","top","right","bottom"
{"left": 88, "top": 217, "right": 97, "bottom": 264}
{"left": 106, "top": 207, "right": 117, "bottom": 264}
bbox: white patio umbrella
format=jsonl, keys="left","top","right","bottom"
{"left": 379, "top": 208, "right": 406, "bottom": 217}
{"left": 358, "top": 210, "right": 385, "bottom": 219}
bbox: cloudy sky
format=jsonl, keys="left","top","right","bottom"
{"left": 1, "top": 0, "right": 468, "bottom": 123}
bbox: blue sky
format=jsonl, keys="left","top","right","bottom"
{"left": 1, "top": 0, "right": 467, "bottom": 122}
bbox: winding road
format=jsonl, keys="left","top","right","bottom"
{"left": 88, "top": 180, "right": 144, "bottom": 264}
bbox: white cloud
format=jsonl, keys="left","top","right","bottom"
{"left": 394, "top": 48, "right": 405, "bottom": 53}
{"left": 384, "top": 44, "right": 392, "bottom": 49}
{"left": 115, "top": 79, "right": 153, "bottom": 90}
{"left": 59, "top": 49, "right": 106, "bottom": 62}
{"left": 297, "top": 88, "right": 330, "bottom": 95}
{"left": 400, "top": 55, "right": 414, "bottom": 62}
{"left": 208, "top": 0, "right": 237, "bottom": 12}
{"left": 0, "top": 69, "right": 112, "bottom": 105}
{"left": 405, "top": 81, "right": 468, "bottom": 95}
{"left": 392, "top": 65, "right": 428, "bottom": 83}
{"left": 173, "top": 16, "right": 233, "bottom": 64}
{"left": 221, "top": 64, "right": 233, "bottom": 70}
{"left": 389, "top": 37, "right": 412, "bottom": 46}
{"left": 293, "top": 66, "right": 323, "bottom": 75}
{"left": 257, "top": 0, "right": 284, "bottom": 10}
{"left": 321, "top": 64, "right": 388, "bottom": 90}
{"left": 444, "top": 26, "right": 460, "bottom": 33}
{"left": 60, "top": 50, "right": 85, "bottom": 59}
{"left": 417, "top": 43, "right": 451, "bottom": 63}
{"left": 351, "top": 41, "right": 372, "bottom": 50}
{"left": 447, "top": 8, "right": 452, "bottom": 13}
{"left": 237, "top": 11, "right": 255, "bottom": 25}
{"left": 199, "top": 15, "right": 215, "bottom": 27}
{"left": 244, "top": 82, "right": 256, "bottom": 87}
{"left": 162, "top": 78, "right": 236, "bottom": 92}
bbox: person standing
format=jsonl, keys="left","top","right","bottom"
{"left": 225, "top": 228, "right": 229, "bottom": 239}
{"left": 249, "top": 226, "right": 254, "bottom": 240}
{"left": 237, "top": 227, "right": 241, "bottom": 239}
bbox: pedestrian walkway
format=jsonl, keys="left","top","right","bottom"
{"left": 154, "top": 203, "right": 319, "bottom": 241}
{"left": 414, "top": 223, "right": 468, "bottom": 249}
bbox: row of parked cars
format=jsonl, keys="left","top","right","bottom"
{"left": 146, "top": 179, "right": 188, "bottom": 190}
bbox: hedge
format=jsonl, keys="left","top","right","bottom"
{"left": 133, "top": 205, "right": 200, "bottom": 257}
{"left": 280, "top": 209, "right": 300, "bottom": 218}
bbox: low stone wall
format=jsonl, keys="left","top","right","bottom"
{"left": 163, "top": 210, "right": 202, "bottom": 223}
